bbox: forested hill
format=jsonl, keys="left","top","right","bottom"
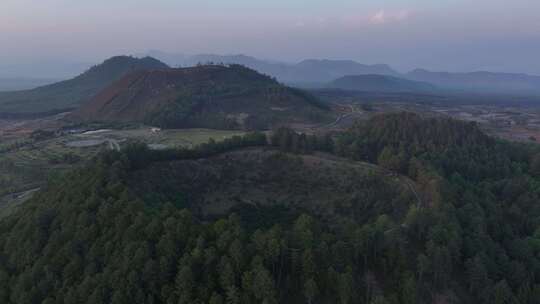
{"left": 0, "top": 56, "right": 169, "bottom": 114}
{"left": 341, "top": 111, "right": 493, "bottom": 156}
{"left": 335, "top": 112, "right": 511, "bottom": 180}
{"left": 0, "top": 133, "right": 416, "bottom": 304}
{"left": 2, "top": 113, "right": 540, "bottom": 303}
{"left": 72, "top": 64, "right": 332, "bottom": 130}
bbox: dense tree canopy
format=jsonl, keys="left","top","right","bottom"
{"left": 2, "top": 113, "right": 540, "bottom": 303}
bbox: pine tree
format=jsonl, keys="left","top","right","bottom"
{"left": 338, "top": 268, "right": 353, "bottom": 304}
{"left": 400, "top": 273, "right": 417, "bottom": 304}
{"left": 209, "top": 292, "right": 224, "bottom": 304}
{"left": 225, "top": 286, "right": 240, "bottom": 304}
{"left": 493, "top": 280, "right": 514, "bottom": 304}
{"left": 175, "top": 266, "right": 194, "bottom": 304}
{"left": 304, "top": 278, "right": 319, "bottom": 304}
{"left": 465, "top": 256, "right": 488, "bottom": 292}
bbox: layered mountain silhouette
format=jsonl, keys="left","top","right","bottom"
{"left": 147, "top": 51, "right": 540, "bottom": 96}
{"left": 71, "top": 64, "right": 332, "bottom": 130}
{"left": 145, "top": 51, "right": 400, "bottom": 84}
{"left": 0, "top": 56, "right": 169, "bottom": 113}
{"left": 3, "top": 52, "right": 540, "bottom": 116}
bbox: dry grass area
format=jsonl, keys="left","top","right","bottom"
{"left": 127, "top": 148, "right": 417, "bottom": 221}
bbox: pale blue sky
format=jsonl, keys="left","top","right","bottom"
{"left": 1, "top": 0, "right": 540, "bottom": 76}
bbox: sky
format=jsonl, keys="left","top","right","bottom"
{"left": 1, "top": 0, "right": 540, "bottom": 77}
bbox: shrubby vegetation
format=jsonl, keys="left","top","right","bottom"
{"left": 2, "top": 113, "right": 540, "bottom": 303}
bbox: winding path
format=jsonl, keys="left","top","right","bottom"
{"left": 313, "top": 152, "right": 423, "bottom": 208}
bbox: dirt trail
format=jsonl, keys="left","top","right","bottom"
{"left": 108, "top": 139, "right": 120, "bottom": 151}
{"left": 313, "top": 152, "right": 423, "bottom": 208}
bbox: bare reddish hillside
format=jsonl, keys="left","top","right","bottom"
{"left": 74, "top": 69, "right": 175, "bottom": 122}
{"left": 0, "top": 56, "right": 169, "bottom": 114}
{"left": 72, "top": 65, "right": 332, "bottom": 130}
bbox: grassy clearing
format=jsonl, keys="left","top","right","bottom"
{"left": 0, "top": 127, "right": 246, "bottom": 204}
{"left": 0, "top": 136, "right": 101, "bottom": 196}
{"left": 159, "top": 129, "right": 247, "bottom": 147}
{"left": 84, "top": 128, "right": 247, "bottom": 148}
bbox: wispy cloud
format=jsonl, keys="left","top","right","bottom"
{"left": 369, "top": 10, "right": 386, "bottom": 25}
{"left": 368, "top": 9, "right": 412, "bottom": 25}
{"left": 294, "top": 20, "right": 306, "bottom": 28}
{"left": 338, "top": 9, "right": 413, "bottom": 29}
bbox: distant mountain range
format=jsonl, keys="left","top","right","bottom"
{"left": 1, "top": 52, "right": 540, "bottom": 116}
{"left": 71, "top": 64, "right": 332, "bottom": 130}
{"left": 143, "top": 51, "right": 400, "bottom": 84}
{"left": 327, "top": 74, "right": 437, "bottom": 93}
{"left": 0, "top": 56, "right": 168, "bottom": 114}
{"left": 145, "top": 51, "right": 540, "bottom": 96}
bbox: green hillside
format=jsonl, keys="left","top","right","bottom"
{"left": 0, "top": 56, "right": 169, "bottom": 114}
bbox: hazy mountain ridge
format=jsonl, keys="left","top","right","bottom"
{"left": 147, "top": 51, "right": 540, "bottom": 96}
{"left": 145, "top": 51, "right": 400, "bottom": 84}
{"left": 2, "top": 52, "right": 540, "bottom": 115}
{"left": 407, "top": 69, "right": 540, "bottom": 95}
{"left": 0, "top": 78, "right": 62, "bottom": 92}
{"left": 327, "top": 74, "right": 437, "bottom": 93}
